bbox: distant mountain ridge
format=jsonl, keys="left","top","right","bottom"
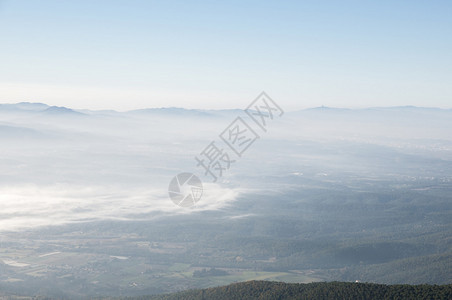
{"left": 42, "top": 105, "right": 85, "bottom": 115}
{"left": 0, "top": 102, "right": 450, "bottom": 116}
{"left": 0, "top": 102, "right": 83, "bottom": 115}
{"left": 0, "top": 102, "right": 50, "bottom": 111}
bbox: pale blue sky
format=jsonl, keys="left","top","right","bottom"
{"left": 0, "top": 0, "right": 451, "bottom": 110}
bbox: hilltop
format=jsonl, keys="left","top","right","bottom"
{"left": 125, "top": 281, "right": 452, "bottom": 300}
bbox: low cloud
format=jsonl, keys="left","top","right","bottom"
{"left": 0, "top": 184, "right": 240, "bottom": 232}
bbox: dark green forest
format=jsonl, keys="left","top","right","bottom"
{"left": 127, "top": 281, "right": 452, "bottom": 300}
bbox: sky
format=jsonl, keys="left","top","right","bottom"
{"left": 0, "top": 0, "right": 451, "bottom": 111}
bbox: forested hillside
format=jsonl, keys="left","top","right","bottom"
{"left": 129, "top": 281, "right": 452, "bottom": 300}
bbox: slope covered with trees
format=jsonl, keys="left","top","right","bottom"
{"left": 130, "top": 281, "right": 452, "bottom": 300}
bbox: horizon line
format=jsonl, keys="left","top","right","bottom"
{"left": 1, "top": 101, "right": 451, "bottom": 113}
